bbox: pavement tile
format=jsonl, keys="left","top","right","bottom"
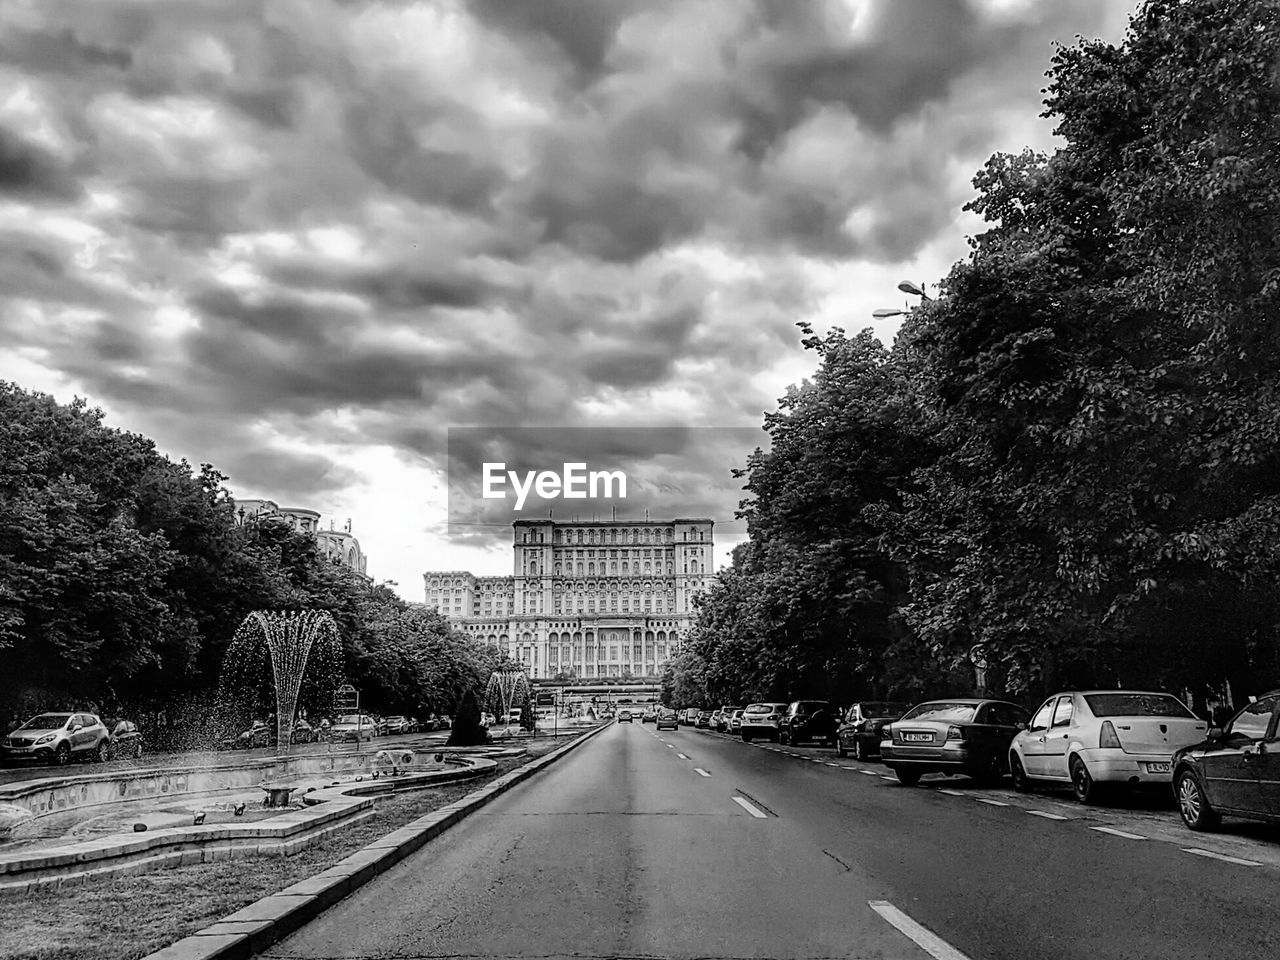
{"left": 219, "top": 893, "right": 312, "bottom": 924}
{"left": 193, "top": 920, "right": 273, "bottom": 938}
{"left": 141, "top": 933, "right": 250, "bottom": 960}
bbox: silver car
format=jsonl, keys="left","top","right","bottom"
{"left": 739, "top": 703, "right": 789, "bottom": 742}
{"left": 2, "top": 712, "right": 111, "bottom": 766}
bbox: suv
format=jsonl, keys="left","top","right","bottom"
{"left": 656, "top": 708, "right": 679, "bottom": 730}
{"left": 2, "top": 712, "right": 111, "bottom": 766}
{"left": 617, "top": 709, "right": 633, "bottom": 723}
{"left": 779, "top": 701, "right": 839, "bottom": 746}
{"left": 740, "top": 703, "right": 788, "bottom": 742}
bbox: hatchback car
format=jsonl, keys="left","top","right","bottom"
{"left": 617, "top": 709, "right": 633, "bottom": 723}
{"left": 779, "top": 701, "right": 839, "bottom": 746}
{"left": 656, "top": 708, "right": 679, "bottom": 730}
{"left": 331, "top": 714, "right": 377, "bottom": 742}
{"left": 1172, "top": 691, "right": 1280, "bottom": 831}
{"left": 696, "top": 710, "right": 713, "bottom": 728}
{"left": 882, "top": 699, "right": 1028, "bottom": 785}
{"left": 1, "top": 712, "right": 111, "bottom": 765}
{"left": 739, "top": 703, "right": 787, "bottom": 742}
{"left": 836, "top": 702, "right": 910, "bottom": 760}
{"left": 728, "top": 709, "right": 746, "bottom": 733}
{"left": 1009, "top": 690, "right": 1206, "bottom": 803}
{"left": 714, "top": 706, "right": 742, "bottom": 733}
{"left": 642, "top": 706, "right": 659, "bottom": 723}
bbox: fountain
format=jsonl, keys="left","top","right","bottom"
{"left": 215, "top": 610, "right": 342, "bottom": 756}
{"left": 483, "top": 665, "right": 532, "bottom": 733}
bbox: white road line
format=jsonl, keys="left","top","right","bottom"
{"left": 868, "top": 900, "right": 974, "bottom": 960}
{"left": 879, "top": 775, "right": 896, "bottom": 781}
{"left": 693, "top": 768, "right": 711, "bottom": 777}
{"left": 936, "top": 789, "right": 965, "bottom": 797}
{"left": 1091, "top": 826, "right": 1147, "bottom": 840}
{"left": 860, "top": 770, "right": 879, "bottom": 776}
{"left": 676, "top": 753, "right": 689, "bottom": 760}
{"left": 840, "top": 766, "right": 858, "bottom": 770}
{"left": 732, "top": 796, "right": 768, "bottom": 818}
{"left": 666, "top": 744, "right": 675, "bottom": 749}
{"left": 1026, "top": 810, "right": 1070, "bottom": 820}
{"left": 974, "top": 798, "right": 1009, "bottom": 807}
{"left": 1183, "top": 848, "right": 1262, "bottom": 866}
{"left": 823, "top": 762, "right": 839, "bottom": 766}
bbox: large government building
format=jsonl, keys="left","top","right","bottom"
{"left": 423, "top": 518, "right": 715, "bottom": 679}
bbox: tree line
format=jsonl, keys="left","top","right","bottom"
{"left": 0, "top": 381, "right": 502, "bottom": 744}
{"left": 669, "top": 0, "right": 1280, "bottom": 715}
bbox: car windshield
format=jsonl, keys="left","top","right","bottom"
{"left": 1084, "top": 693, "right": 1196, "bottom": 719}
{"left": 22, "top": 714, "right": 71, "bottom": 729}
{"left": 337, "top": 715, "right": 361, "bottom": 724}
{"left": 900, "top": 703, "right": 978, "bottom": 723}
{"left": 862, "top": 703, "right": 909, "bottom": 717}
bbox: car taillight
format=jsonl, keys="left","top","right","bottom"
{"left": 946, "top": 725, "right": 964, "bottom": 740}
{"left": 1099, "top": 721, "right": 1121, "bottom": 749}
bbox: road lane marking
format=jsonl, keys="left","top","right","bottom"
{"left": 1026, "top": 810, "right": 1069, "bottom": 820}
{"left": 860, "top": 770, "right": 879, "bottom": 776}
{"left": 840, "top": 766, "right": 858, "bottom": 770}
{"left": 1091, "top": 826, "right": 1146, "bottom": 840}
{"left": 869, "top": 901, "right": 974, "bottom": 960}
{"left": 676, "top": 753, "right": 689, "bottom": 760}
{"left": 879, "top": 775, "right": 896, "bottom": 781}
{"left": 823, "top": 762, "right": 839, "bottom": 766}
{"left": 1183, "top": 848, "right": 1262, "bottom": 866}
{"left": 974, "top": 798, "right": 1008, "bottom": 806}
{"left": 666, "top": 744, "right": 675, "bottom": 749}
{"left": 936, "top": 789, "right": 965, "bottom": 797}
{"left": 732, "top": 796, "right": 768, "bottom": 818}
{"left": 693, "top": 768, "right": 711, "bottom": 777}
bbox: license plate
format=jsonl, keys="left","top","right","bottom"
{"left": 903, "top": 733, "right": 932, "bottom": 742}
{"left": 1145, "top": 761, "right": 1171, "bottom": 774}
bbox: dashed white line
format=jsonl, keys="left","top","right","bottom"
{"left": 732, "top": 796, "right": 768, "bottom": 818}
{"left": 936, "top": 789, "right": 965, "bottom": 797}
{"left": 676, "top": 753, "right": 689, "bottom": 760}
{"left": 1091, "top": 826, "right": 1147, "bottom": 840}
{"left": 823, "top": 762, "right": 839, "bottom": 767}
{"left": 693, "top": 768, "right": 711, "bottom": 777}
{"left": 1183, "top": 848, "right": 1262, "bottom": 866}
{"left": 974, "top": 798, "right": 1009, "bottom": 807}
{"left": 860, "top": 770, "right": 879, "bottom": 776}
{"left": 879, "top": 775, "right": 896, "bottom": 781}
{"left": 840, "top": 766, "right": 858, "bottom": 770}
{"left": 868, "top": 900, "right": 973, "bottom": 960}
{"left": 1026, "top": 810, "right": 1069, "bottom": 821}
{"left": 666, "top": 744, "right": 675, "bottom": 749}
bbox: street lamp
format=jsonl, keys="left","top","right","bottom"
{"left": 873, "top": 280, "right": 933, "bottom": 320}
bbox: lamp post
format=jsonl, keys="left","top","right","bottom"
{"left": 873, "top": 280, "right": 933, "bottom": 320}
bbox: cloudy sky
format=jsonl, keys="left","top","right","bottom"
{"left": 0, "top": 0, "right": 1137, "bottom": 598}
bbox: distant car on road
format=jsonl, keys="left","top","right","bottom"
{"left": 1, "top": 712, "right": 111, "bottom": 766}
{"left": 331, "top": 714, "right": 377, "bottom": 742}
{"left": 381, "top": 716, "right": 418, "bottom": 735}
{"left": 729, "top": 709, "right": 745, "bottom": 733}
{"left": 836, "top": 702, "right": 910, "bottom": 760}
{"left": 617, "top": 709, "right": 633, "bottom": 723}
{"left": 656, "top": 708, "right": 679, "bottom": 730}
{"left": 1009, "top": 691, "right": 1206, "bottom": 802}
{"left": 1172, "top": 691, "right": 1280, "bottom": 832}
{"left": 290, "top": 719, "right": 317, "bottom": 744}
{"left": 882, "top": 699, "right": 1028, "bottom": 786}
{"left": 696, "top": 710, "right": 713, "bottom": 728}
{"left": 642, "top": 706, "right": 658, "bottom": 723}
{"left": 778, "top": 701, "right": 839, "bottom": 746}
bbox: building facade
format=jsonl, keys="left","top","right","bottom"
{"left": 424, "top": 518, "right": 715, "bottom": 679}
{"left": 234, "top": 499, "right": 369, "bottom": 576}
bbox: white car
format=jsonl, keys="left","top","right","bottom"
{"left": 1008, "top": 690, "right": 1207, "bottom": 803}
{"left": 330, "top": 714, "right": 377, "bottom": 742}
{"left": 739, "top": 703, "right": 788, "bottom": 742}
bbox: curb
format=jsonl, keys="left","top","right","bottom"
{"left": 140, "top": 723, "right": 612, "bottom": 960}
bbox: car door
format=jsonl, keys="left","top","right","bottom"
{"left": 1021, "top": 699, "right": 1055, "bottom": 776}
{"left": 74, "top": 714, "right": 94, "bottom": 753}
{"left": 1041, "top": 696, "right": 1075, "bottom": 781}
{"left": 1253, "top": 700, "right": 1280, "bottom": 818}
{"left": 1201, "top": 697, "right": 1276, "bottom": 812}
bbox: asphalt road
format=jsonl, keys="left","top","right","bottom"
{"left": 266, "top": 721, "right": 1280, "bottom": 960}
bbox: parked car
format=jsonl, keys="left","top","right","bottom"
{"left": 836, "top": 702, "right": 910, "bottom": 760}
{"left": 479, "top": 712, "right": 496, "bottom": 728}
{"left": 729, "top": 709, "right": 745, "bottom": 733}
{"left": 714, "top": 706, "right": 742, "bottom": 733}
{"left": 1, "top": 712, "right": 112, "bottom": 765}
{"left": 778, "top": 701, "right": 839, "bottom": 746}
{"left": 221, "top": 719, "right": 275, "bottom": 750}
{"left": 1173, "top": 691, "right": 1280, "bottom": 831}
{"left": 882, "top": 699, "right": 1029, "bottom": 785}
{"left": 683, "top": 708, "right": 700, "bottom": 725}
{"left": 290, "top": 718, "right": 317, "bottom": 744}
{"left": 617, "top": 709, "right": 633, "bottom": 723}
{"left": 109, "top": 720, "right": 144, "bottom": 760}
{"left": 656, "top": 708, "right": 679, "bottom": 731}
{"left": 381, "top": 716, "right": 416, "bottom": 735}
{"left": 642, "top": 706, "right": 658, "bottom": 723}
{"left": 1010, "top": 690, "right": 1207, "bottom": 803}
{"left": 740, "top": 703, "right": 788, "bottom": 742}
{"left": 330, "top": 714, "right": 377, "bottom": 742}
{"left": 696, "top": 710, "right": 713, "bottom": 728}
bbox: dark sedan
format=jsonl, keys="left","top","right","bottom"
{"left": 1172, "top": 690, "right": 1280, "bottom": 831}
{"left": 836, "top": 702, "right": 910, "bottom": 761}
{"left": 778, "top": 700, "right": 839, "bottom": 747}
{"left": 881, "top": 699, "right": 1029, "bottom": 786}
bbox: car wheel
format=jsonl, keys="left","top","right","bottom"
{"left": 55, "top": 742, "right": 71, "bottom": 765}
{"left": 1010, "top": 754, "right": 1032, "bottom": 793}
{"left": 1176, "top": 770, "right": 1220, "bottom": 831}
{"left": 95, "top": 741, "right": 109, "bottom": 763}
{"left": 1070, "top": 756, "right": 1102, "bottom": 804}
{"left": 894, "top": 767, "right": 921, "bottom": 786}
{"left": 834, "top": 739, "right": 846, "bottom": 758}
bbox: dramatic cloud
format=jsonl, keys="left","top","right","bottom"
{"left": 0, "top": 0, "right": 1136, "bottom": 591}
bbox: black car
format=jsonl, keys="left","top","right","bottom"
{"left": 1172, "top": 690, "right": 1280, "bottom": 831}
{"left": 778, "top": 700, "right": 839, "bottom": 746}
{"left": 836, "top": 702, "right": 910, "bottom": 761}
{"left": 881, "top": 699, "right": 1029, "bottom": 785}
{"left": 109, "top": 720, "right": 144, "bottom": 759}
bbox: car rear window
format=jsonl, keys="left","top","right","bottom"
{"left": 900, "top": 703, "right": 978, "bottom": 723}
{"left": 1084, "top": 693, "right": 1195, "bottom": 719}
